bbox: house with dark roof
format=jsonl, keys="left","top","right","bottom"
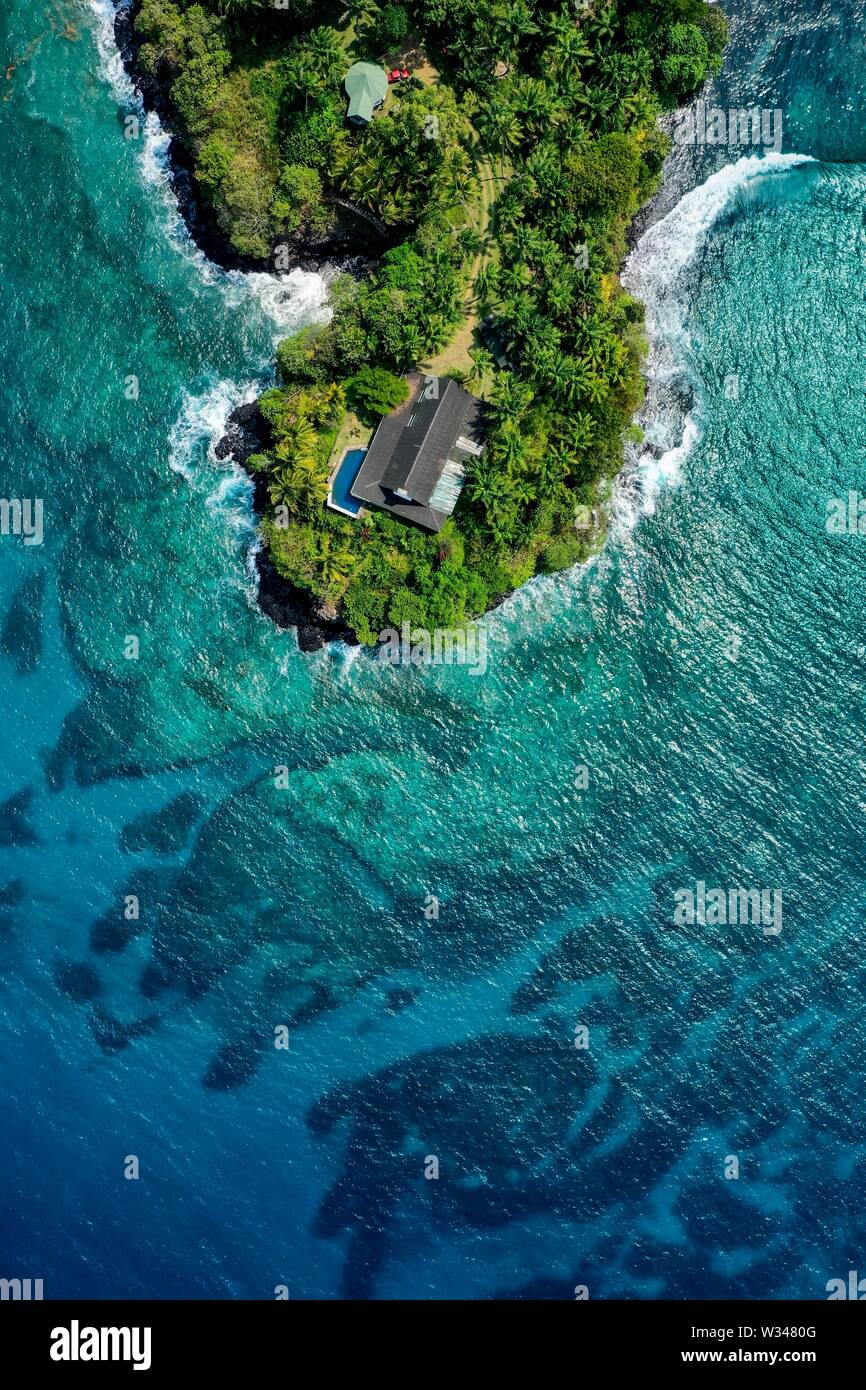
{"left": 349, "top": 374, "right": 485, "bottom": 532}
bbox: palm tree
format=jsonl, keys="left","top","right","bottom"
{"left": 597, "top": 53, "right": 627, "bottom": 93}
{"left": 395, "top": 317, "right": 422, "bottom": 358}
{"left": 380, "top": 191, "right": 414, "bottom": 226}
{"left": 466, "top": 457, "right": 514, "bottom": 522}
{"left": 546, "top": 350, "right": 573, "bottom": 398}
{"left": 515, "top": 78, "right": 553, "bottom": 135}
{"left": 314, "top": 533, "right": 355, "bottom": 596}
{"left": 284, "top": 53, "right": 319, "bottom": 112}
{"left": 492, "top": 419, "right": 526, "bottom": 470}
{"left": 474, "top": 263, "right": 498, "bottom": 307}
{"left": 348, "top": 161, "right": 383, "bottom": 210}
{"left": 560, "top": 357, "right": 592, "bottom": 405}
{"left": 499, "top": 0, "right": 539, "bottom": 47}
{"left": 553, "top": 28, "right": 593, "bottom": 79}
{"left": 549, "top": 205, "right": 579, "bottom": 244}
{"left": 307, "top": 27, "right": 345, "bottom": 86}
{"left": 582, "top": 373, "right": 609, "bottom": 406}
{"left": 423, "top": 311, "right": 456, "bottom": 354}
{"left": 526, "top": 142, "right": 562, "bottom": 196}
{"left": 347, "top": 0, "right": 376, "bottom": 20}
{"left": 574, "top": 84, "right": 615, "bottom": 128}
{"left": 270, "top": 452, "right": 328, "bottom": 514}
{"left": 567, "top": 413, "right": 596, "bottom": 454}
{"left": 498, "top": 263, "right": 530, "bottom": 297}
{"left": 622, "top": 91, "right": 658, "bottom": 132}
{"left": 508, "top": 465, "right": 536, "bottom": 508}
{"left": 576, "top": 338, "right": 606, "bottom": 375}
{"left": 346, "top": 0, "right": 379, "bottom": 42}
{"left": 468, "top": 345, "right": 495, "bottom": 384}
{"left": 589, "top": 6, "right": 618, "bottom": 46}
{"left": 269, "top": 469, "right": 303, "bottom": 512}
{"left": 524, "top": 316, "right": 561, "bottom": 361}
{"left": 477, "top": 107, "right": 522, "bottom": 174}
{"left": 492, "top": 371, "right": 533, "bottom": 421}
{"left": 457, "top": 228, "right": 484, "bottom": 262}
{"left": 546, "top": 277, "right": 574, "bottom": 318}
{"left": 507, "top": 224, "right": 545, "bottom": 264}
{"left": 274, "top": 419, "right": 318, "bottom": 466}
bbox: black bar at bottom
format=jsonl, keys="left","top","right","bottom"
{"left": 0, "top": 1297, "right": 861, "bottom": 1375}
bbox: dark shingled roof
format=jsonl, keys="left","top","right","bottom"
{"left": 349, "top": 375, "right": 484, "bottom": 532}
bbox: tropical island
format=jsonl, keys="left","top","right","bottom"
{"left": 127, "top": 0, "right": 727, "bottom": 647}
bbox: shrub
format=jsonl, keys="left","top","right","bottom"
{"left": 660, "top": 23, "right": 711, "bottom": 98}
{"left": 538, "top": 534, "right": 585, "bottom": 573}
{"left": 347, "top": 366, "right": 410, "bottom": 423}
{"left": 272, "top": 163, "right": 324, "bottom": 233}
{"left": 372, "top": 4, "right": 410, "bottom": 52}
{"left": 195, "top": 133, "right": 234, "bottom": 198}
{"left": 217, "top": 149, "right": 275, "bottom": 258}
{"left": 276, "top": 325, "right": 336, "bottom": 386}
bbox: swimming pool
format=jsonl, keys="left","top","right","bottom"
{"left": 328, "top": 448, "right": 366, "bottom": 516}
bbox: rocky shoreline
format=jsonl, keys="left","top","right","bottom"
{"left": 114, "top": 0, "right": 373, "bottom": 649}
{"left": 114, "top": 2, "right": 384, "bottom": 275}
{"left": 213, "top": 403, "right": 359, "bottom": 652}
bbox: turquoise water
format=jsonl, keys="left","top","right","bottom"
{"left": 329, "top": 447, "right": 366, "bottom": 517}
{"left": 2, "top": 0, "right": 866, "bottom": 1299}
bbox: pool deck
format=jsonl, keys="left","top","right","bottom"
{"left": 326, "top": 413, "right": 373, "bottom": 517}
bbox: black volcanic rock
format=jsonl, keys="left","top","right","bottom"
{"left": 214, "top": 401, "right": 266, "bottom": 470}
{"left": 255, "top": 550, "right": 358, "bottom": 650}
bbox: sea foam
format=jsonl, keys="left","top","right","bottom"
{"left": 620, "top": 152, "right": 816, "bottom": 521}
{"left": 168, "top": 379, "right": 257, "bottom": 482}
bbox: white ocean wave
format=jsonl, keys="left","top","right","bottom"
{"left": 168, "top": 379, "right": 262, "bottom": 570}
{"left": 88, "top": 3, "right": 806, "bottom": 627}
{"left": 136, "top": 108, "right": 330, "bottom": 336}
{"left": 624, "top": 152, "right": 815, "bottom": 314}
{"left": 244, "top": 534, "right": 262, "bottom": 588}
{"left": 168, "top": 379, "right": 258, "bottom": 483}
{"left": 206, "top": 469, "right": 255, "bottom": 530}
{"left": 620, "top": 152, "right": 816, "bottom": 521}
{"left": 613, "top": 414, "right": 701, "bottom": 532}
{"left": 225, "top": 268, "right": 332, "bottom": 335}
{"left": 87, "top": 0, "right": 136, "bottom": 104}
{"left": 87, "top": 0, "right": 333, "bottom": 587}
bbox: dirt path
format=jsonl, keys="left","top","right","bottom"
{"left": 423, "top": 142, "right": 506, "bottom": 383}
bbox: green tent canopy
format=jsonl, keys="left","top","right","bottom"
{"left": 344, "top": 62, "right": 389, "bottom": 125}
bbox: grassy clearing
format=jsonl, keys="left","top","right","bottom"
{"left": 327, "top": 410, "right": 374, "bottom": 477}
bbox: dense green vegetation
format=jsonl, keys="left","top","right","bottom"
{"left": 134, "top": 0, "right": 726, "bottom": 643}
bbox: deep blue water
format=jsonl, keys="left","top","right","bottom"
{"left": 2, "top": 0, "right": 866, "bottom": 1300}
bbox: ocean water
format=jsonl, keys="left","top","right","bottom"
{"left": 2, "top": 0, "right": 866, "bottom": 1300}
